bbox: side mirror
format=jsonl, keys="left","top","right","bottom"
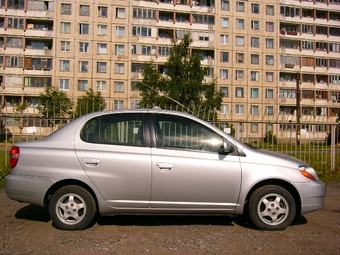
{"left": 223, "top": 141, "right": 233, "bottom": 154}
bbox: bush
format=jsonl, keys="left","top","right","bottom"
{"left": 264, "top": 131, "right": 277, "bottom": 144}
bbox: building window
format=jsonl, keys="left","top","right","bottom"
{"left": 251, "top": 54, "right": 259, "bottom": 64}
{"left": 79, "top": 23, "right": 89, "bottom": 34}
{"left": 236, "top": 2, "right": 245, "bottom": 12}
{"left": 114, "top": 100, "right": 124, "bottom": 110}
{"left": 79, "top": 42, "right": 89, "bottom": 53}
{"left": 60, "top": 22, "right": 71, "bottom": 33}
{"left": 133, "top": 8, "right": 157, "bottom": 19}
{"left": 236, "top": 87, "right": 244, "bottom": 97}
{"left": 220, "top": 69, "right": 229, "bottom": 80}
{"left": 251, "top": 88, "right": 259, "bottom": 98}
{"left": 266, "top": 38, "right": 274, "bottom": 48}
{"left": 220, "top": 86, "right": 229, "bottom": 97}
{"left": 266, "top": 72, "right": 274, "bottom": 82}
{"left": 220, "top": 52, "right": 229, "bottom": 62}
{"left": 266, "top": 5, "right": 274, "bottom": 15}
{"left": 59, "top": 79, "right": 70, "bottom": 90}
{"left": 7, "top": 17, "right": 24, "bottom": 29}
{"left": 251, "top": 71, "right": 259, "bottom": 81}
{"left": 251, "top": 105, "right": 259, "bottom": 115}
{"left": 236, "top": 19, "right": 245, "bottom": 29}
{"left": 236, "top": 70, "right": 244, "bottom": 80}
{"left": 61, "top": 41, "right": 71, "bottom": 52}
{"left": 266, "top": 55, "right": 274, "bottom": 65}
{"left": 158, "top": 46, "right": 172, "bottom": 56}
{"left": 251, "top": 123, "right": 259, "bottom": 133}
{"left": 236, "top": 53, "right": 244, "bottom": 63}
{"left": 221, "top": 0, "right": 230, "bottom": 11}
{"left": 60, "top": 60, "right": 70, "bottom": 71}
{"left": 98, "top": 43, "right": 107, "bottom": 54}
{"left": 266, "top": 89, "right": 274, "bottom": 99}
{"left": 79, "top": 61, "right": 89, "bottom": 72}
{"left": 116, "top": 26, "right": 125, "bottom": 37}
{"left": 116, "top": 8, "right": 125, "bottom": 18}
{"left": 221, "top": 17, "right": 229, "bottom": 28}
{"left": 251, "top": 20, "right": 260, "bottom": 30}
{"left": 98, "top": 6, "right": 108, "bottom": 17}
{"left": 80, "top": 5, "right": 90, "bottom": 16}
{"left": 97, "top": 25, "right": 108, "bottom": 35}
{"left": 266, "top": 106, "right": 274, "bottom": 116}
{"left": 220, "top": 34, "right": 229, "bottom": 45}
{"left": 131, "top": 100, "right": 141, "bottom": 109}
{"left": 61, "top": 3, "right": 71, "bottom": 15}
{"left": 6, "top": 56, "right": 23, "bottom": 67}
{"left": 97, "top": 80, "right": 106, "bottom": 92}
{"left": 252, "top": 3, "right": 260, "bottom": 14}
{"left": 236, "top": 105, "right": 244, "bottom": 115}
{"left": 115, "top": 44, "right": 125, "bottom": 55}
{"left": 132, "top": 26, "right": 152, "bottom": 37}
{"left": 266, "top": 22, "right": 274, "bottom": 32}
{"left": 114, "top": 81, "right": 124, "bottom": 92}
{"left": 6, "top": 37, "right": 23, "bottom": 48}
{"left": 78, "top": 80, "right": 88, "bottom": 91}
{"left": 236, "top": 36, "right": 244, "bottom": 46}
{"left": 221, "top": 104, "right": 229, "bottom": 114}
{"left": 251, "top": 37, "right": 260, "bottom": 47}
{"left": 115, "top": 63, "right": 125, "bottom": 74}
{"left": 97, "top": 62, "right": 107, "bottom": 73}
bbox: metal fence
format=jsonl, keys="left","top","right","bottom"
{"left": 1, "top": 113, "right": 339, "bottom": 174}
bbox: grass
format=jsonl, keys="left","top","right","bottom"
{"left": 0, "top": 152, "right": 10, "bottom": 189}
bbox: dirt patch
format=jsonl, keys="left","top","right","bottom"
{"left": 0, "top": 183, "right": 339, "bottom": 255}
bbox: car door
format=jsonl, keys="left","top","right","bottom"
{"left": 150, "top": 114, "right": 242, "bottom": 211}
{"left": 74, "top": 112, "right": 152, "bottom": 208}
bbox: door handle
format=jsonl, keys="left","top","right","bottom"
{"left": 156, "top": 163, "right": 174, "bottom": 171}
{"left": 83, "top": 158, "right": 101, "bottom": 166}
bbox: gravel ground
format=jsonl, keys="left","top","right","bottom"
{"left": 0, "top": 183, "right": 339, "bottom": 255}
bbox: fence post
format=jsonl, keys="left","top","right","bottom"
{"left": 331, "top": 125, "right": 336, "bottom": 172}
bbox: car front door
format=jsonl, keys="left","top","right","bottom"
{"left": 74, "top": 113, "right": 152, "bottom": 208}
{"left": 150, "top": 114, "right": 242, "bottom": 212}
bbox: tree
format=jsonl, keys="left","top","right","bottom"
{"left": 38, "top": 87, "right": 73, "bottom": 126}
{"left": 74, "top": 88, "right": 106, "bottom": 118}
{"left": 137, "top": 34, "right": 223, "bottom": 120}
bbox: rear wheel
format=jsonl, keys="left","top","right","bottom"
{"left": 49, "top": 185, "right": 96, "bottom": 230}
{"left": 248, "top": 185, "right": 296, "bottom": 230}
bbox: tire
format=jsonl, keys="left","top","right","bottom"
{"left": 49, "top": 185, "right": 96, "bottom": 230}
{"left": 248, "top": 185, "right": 296, "bottom": 231}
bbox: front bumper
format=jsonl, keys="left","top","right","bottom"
{"left": 295, "top": 180, "right": 326, "bottom": 215}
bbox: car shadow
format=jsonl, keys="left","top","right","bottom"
{"left": 14, "top": 205, "right": 308, "bottom": 230}
{"left": 15, "top": 205, "right": 50, "bottom": 223}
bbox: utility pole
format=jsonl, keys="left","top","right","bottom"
{"left": 296, "top": 72, "right": 301, "bottom": 146}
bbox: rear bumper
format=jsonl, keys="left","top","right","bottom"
{"left": 5, "top": 174, "right": 55, "bottom": 207}
{"left": 295, "top": 180, "right": 326, "bottom": 215}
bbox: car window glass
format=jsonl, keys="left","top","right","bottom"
{"left": 81, "top": 113, "right": 144, "bottom": 146}
{"left": 154, "top": 114, "right": 223, "bottom": 153}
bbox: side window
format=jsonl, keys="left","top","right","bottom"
{"left": 154, "top": 114, "right": 223, "bottom": 153}
{"left": 81, "top": 113, "right": 144, "bottom": 146}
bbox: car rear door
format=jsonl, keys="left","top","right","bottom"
{"left": 150, "top": 114, "right": 242, "bottom": 211}
{"left": 74, "top": 112, "right": 152, "bottom": 208}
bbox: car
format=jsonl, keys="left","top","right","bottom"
{"left": 5, "top": 108, "right": 326, "bottom": 230}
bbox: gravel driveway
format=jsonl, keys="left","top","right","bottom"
{"left": 0, "top": 183, "right": 339, "bottom": 255}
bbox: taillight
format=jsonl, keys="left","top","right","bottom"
{"left": 10, "top": 146, "right": 20, "bottom": 169}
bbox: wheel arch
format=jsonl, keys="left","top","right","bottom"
{"left": 44, "top": 179, "right": 99, "bottom": 210}
{"left": 245, "top": 179, "right": 302, "bottom": 215}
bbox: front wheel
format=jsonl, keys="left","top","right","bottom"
{"left": 49, "top": 185, "right": 96, "bottom": 230}
{"left": 248, "top": 185, "right": 296, "bottom": 230}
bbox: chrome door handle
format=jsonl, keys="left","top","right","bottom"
{"left": 156, "top": 163, "right": 174, "bottom": 171}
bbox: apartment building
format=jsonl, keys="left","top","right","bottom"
{"left": 0, "top": 0, "right": 339, "bottom": 137}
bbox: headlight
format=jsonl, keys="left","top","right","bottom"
{"left": 299, "top": 165, "right": 319, "bottom": 181}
